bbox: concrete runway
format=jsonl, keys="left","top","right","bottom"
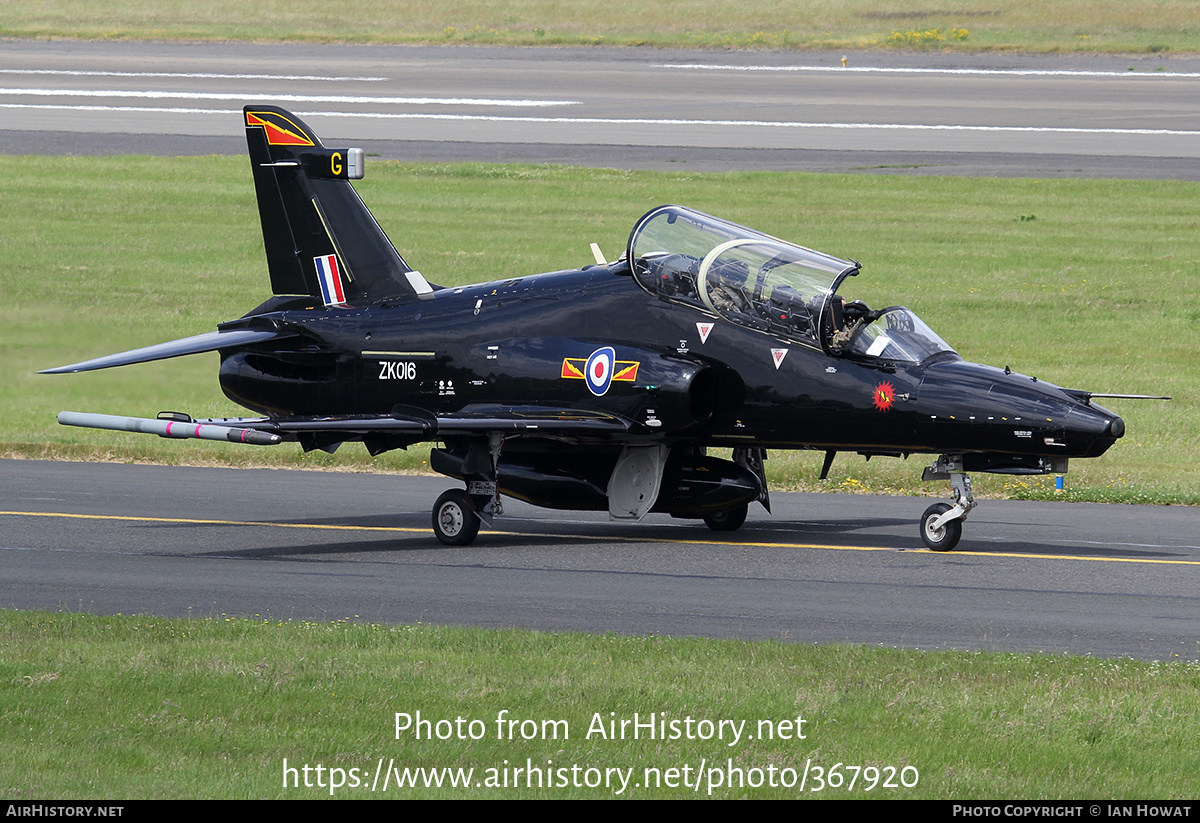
{"left": 2, "top": 40, "right": 1199, "bottom": 177}
{"left": 3, "top": 459, "right": 1198, "bottom": 660}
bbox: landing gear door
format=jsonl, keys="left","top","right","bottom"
{"left": 608, "top": 444, "right": 670, "bottom": 520}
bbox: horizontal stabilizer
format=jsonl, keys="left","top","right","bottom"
{"left": 40, "top": 329, "right": 290, "bottom": 374}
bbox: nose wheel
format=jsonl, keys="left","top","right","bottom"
{"left": 920, "top": 502, "right": 963, "bottom": 551}
{"left": 919, "top": 455, "right": 976, "bottom": 552}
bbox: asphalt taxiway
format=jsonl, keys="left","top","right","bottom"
{"left": 3, "top": 459, "right": 1197, "bottom": 660}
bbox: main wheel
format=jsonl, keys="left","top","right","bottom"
{"left": 432, "top": 489, "right": 481, "bottom": 546}
{"left": 920, "top": 502, "right": 962, "bottom": 551}
{"left": 703, "top": 503, "right": 748, "bottom": 532}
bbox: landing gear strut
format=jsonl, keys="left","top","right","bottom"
{"left": 919, "top": 455, "right": 977, "bottom": 551}
{"left": 432, "top": 433, "right": 504, "bottom": 546}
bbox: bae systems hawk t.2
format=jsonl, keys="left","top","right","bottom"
{"left": 45, "top": 105, "right": 1145, "bottom": 550}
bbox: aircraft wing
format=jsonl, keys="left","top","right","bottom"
{"left": 203, "top": 404, "right": 633, "bottom": 439}
{"left": 39, "top": 329, "right": 293, "bottom": 374}
{"left": 56, "top": 404, "right": 632, "bottom": 451}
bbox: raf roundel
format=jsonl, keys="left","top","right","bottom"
{"left": 585, "top": 347, "right": 616, "bottom": 396}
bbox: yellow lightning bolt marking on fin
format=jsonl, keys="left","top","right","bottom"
{"left": 245, "top": 111, "right": 314, "bottom": 146}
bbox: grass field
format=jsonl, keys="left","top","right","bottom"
{"left": 3, "top": 610, "right": 1198, "bottom": 799}
{"left": 1, "top": 0, "right": 1199, "bottom": 53}
{"left": 5, "top": 156, "right": 1198, "bottom": 503}
{"left": 5, "top": 15, "right": 1200, "bottom": 803}
{"left": 3, "top": 11, "right": 1196, "bottom": 501}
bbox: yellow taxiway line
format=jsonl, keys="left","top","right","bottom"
{"left": 3, "top": 510, "right": 1199, "bottom": 567}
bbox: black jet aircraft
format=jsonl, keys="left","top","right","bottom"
{"left": 45, "top": 105, "right": 1139, "bottom": 551}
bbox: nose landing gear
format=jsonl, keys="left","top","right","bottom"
{"left": 919, "top": 455, "right": 977, "bottom": 551}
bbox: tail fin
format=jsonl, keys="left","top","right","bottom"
{"left": 243, "top": 105, "right": 433, "bottom": 305}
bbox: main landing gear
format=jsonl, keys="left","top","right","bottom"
{"left": 703, "top": 502, "right": 748, "bottom": 531}
{"left": 919, "top": 455, "right": 977, "bottom": 551}
{"left": 432, "top": 433, "right": 503, "bottom": 547}
{"left": 428, "top": 441, "right": 768, "bottom": 545}
{"left": 432, "top": 489, "right": 481, "bottom": 546}
{"left": 700, "top": 448, "right": 767, "bottom": 532}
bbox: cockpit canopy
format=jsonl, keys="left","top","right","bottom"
{"left": 627, "top": 205, "right": 958, "bottom": 365}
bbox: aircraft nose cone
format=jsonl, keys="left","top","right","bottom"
{"left": 1062, "top": 402, "right": 1124, "bottom": 458}
{"left": 1109, "top": 415, "right": 1125, "bottom": 439}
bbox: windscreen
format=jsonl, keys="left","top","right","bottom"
{"left": 838, "top": 306, "right": 958, "bottom": 365}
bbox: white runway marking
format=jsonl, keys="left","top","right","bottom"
{"left": 3, "top": 102, "right": 1196, "bottom": 139}
{"left": 0, "top": 88, "right": 579, "bottom": 107}
{"left": 660, "top": 64, "right": 1200, "bottom": 80}
{"left": 0, "top": 68, "right": 388, "bottom": 82}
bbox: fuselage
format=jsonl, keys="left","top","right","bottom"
{"left": 218, "top": 262, "right": 1123, "bottom": 463}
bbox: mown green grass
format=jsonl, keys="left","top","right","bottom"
{"left": 5, "top": 156, "right": 1198, "bottom": 502}
{"left": 0, "top": 0, "right": 1198, "bottom": 54}
{"left": 2, "top": 609, "right": 1198, "bottom": 799}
